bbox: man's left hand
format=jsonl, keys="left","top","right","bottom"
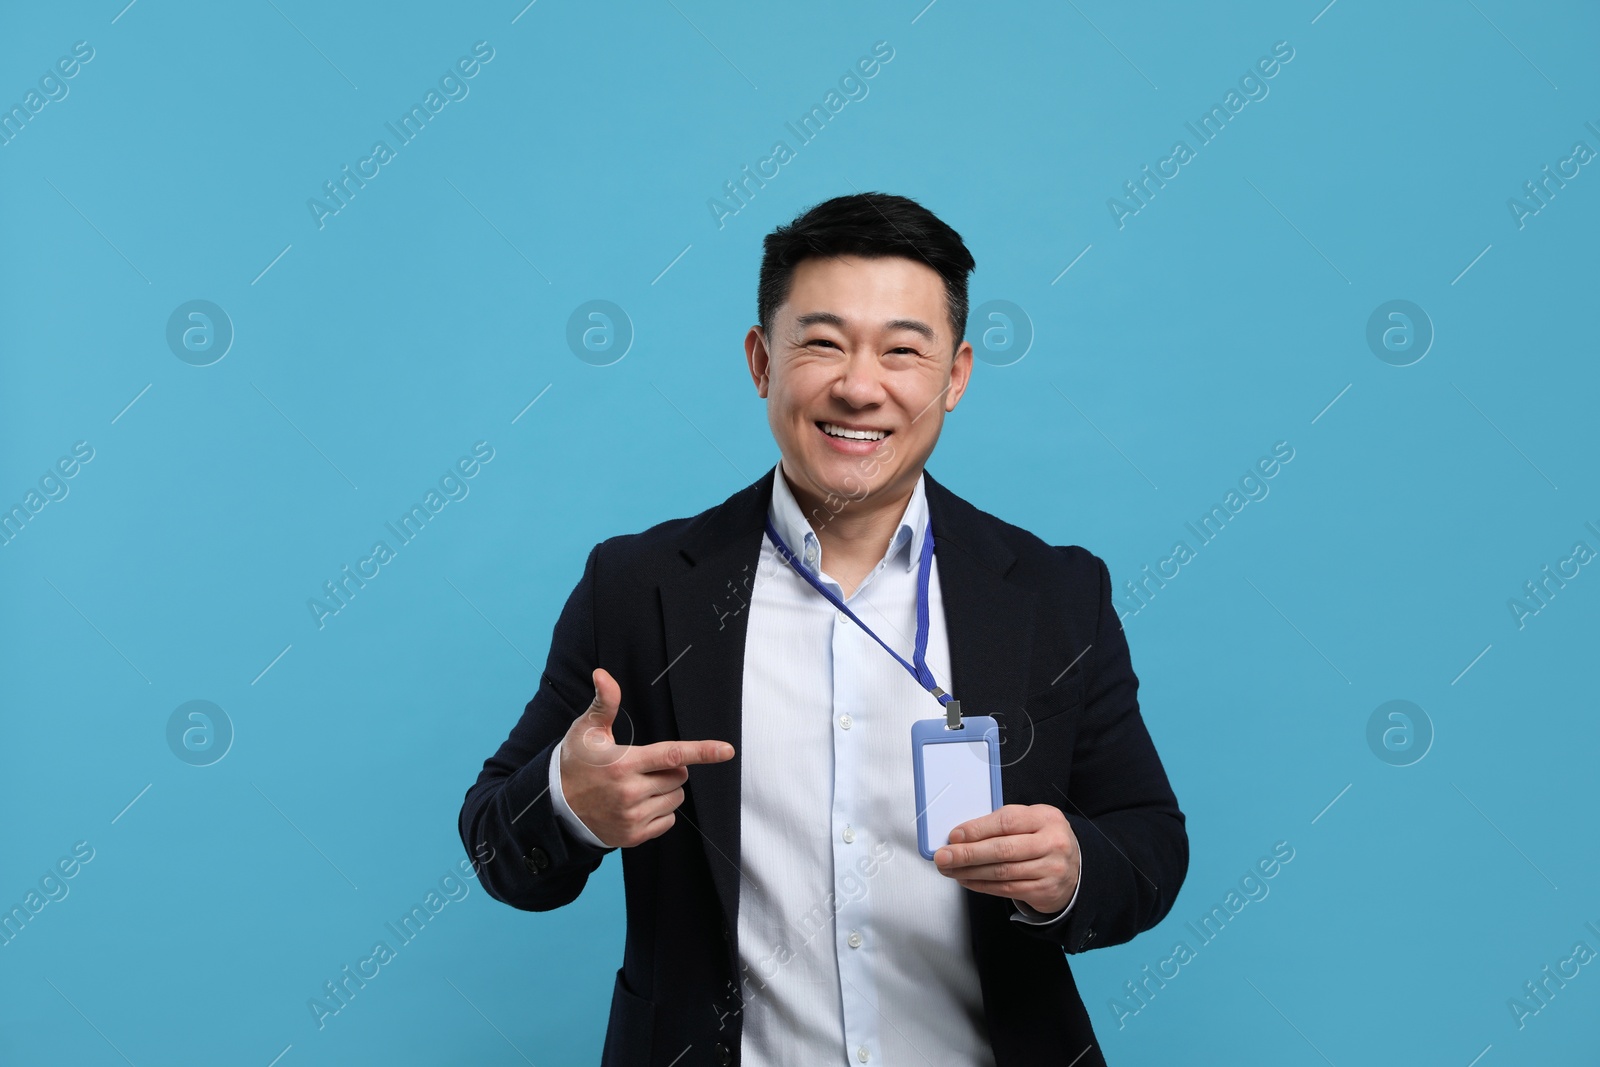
{"left": 933, "top": 804, "right": 1080, "bottom": 915}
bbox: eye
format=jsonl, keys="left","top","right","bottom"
{"left": 807, "top": 337, "right": 841, "bottom": 349}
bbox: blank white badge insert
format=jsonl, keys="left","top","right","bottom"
{"left": 920, "top": 739, "right": 994, "bottom": 851}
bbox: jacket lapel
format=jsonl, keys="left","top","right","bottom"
{"left": 924, "top": 470, "right": 1037, "bottom": 731}
{"left": 658, "top": 467, "right": 775, "bottom": 940}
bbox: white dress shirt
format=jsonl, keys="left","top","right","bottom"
{"left": 552, "top": 462, "right": 1077, "bottom": 1065}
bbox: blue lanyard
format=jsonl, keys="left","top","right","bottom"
{"left": 763, "top": 514, "right": 963, "bottom": 728}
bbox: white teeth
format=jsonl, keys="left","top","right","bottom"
{"left": 821, "top": 423, "right": 888, "bottom": 441}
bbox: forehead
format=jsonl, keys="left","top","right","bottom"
{"left": 779, "top": 255, "right": 948, "bottom": 331}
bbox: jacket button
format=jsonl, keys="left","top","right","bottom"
{"left": 524, "top": 847, "right": 550, "bottom": 873}
{"left": 715, "top": 1041, "right": 734, "bottom": 1065}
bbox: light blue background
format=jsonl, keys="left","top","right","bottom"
{"left": 2, "top": 1, "right": 1596, "bottom": 1063}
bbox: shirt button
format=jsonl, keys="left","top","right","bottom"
{"left": 804, "top": 545, "right": 817, "bottom": 564}
{"left": 857, "top": 1047, "right": 870, "bottom": 1063}
{"left": 847, "top": 931, "right": 863, "bottom": 949}
{"left": 842, "top": 826, "right": 856, "bottom": 844}
{"left": 838, "top": 714, "right": 852, "bottom": 730}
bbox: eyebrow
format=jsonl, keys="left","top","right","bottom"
{"left": 793, "top": 311, "right": 937, "bottom": 341}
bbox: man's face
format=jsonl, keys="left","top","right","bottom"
{"left": 745, "top": 254, "right": 973, "bottom": 512}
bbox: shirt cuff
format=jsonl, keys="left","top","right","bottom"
{"left": 1009, "top": 860, "right": 1082, "bottom": 925}
{"left": 548, "top": 740, "right": 609, "bottom": 849}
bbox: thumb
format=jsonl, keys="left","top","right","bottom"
{"left": 577, "top": 667, "right": 622, "bottom": 746}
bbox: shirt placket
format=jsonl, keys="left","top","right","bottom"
{"left": 818, "top": 535, "right": 884, "bottom": 1066}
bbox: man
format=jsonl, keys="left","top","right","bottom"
{"left": 459, "top": 192, "right": 1187, "bottom": 1066}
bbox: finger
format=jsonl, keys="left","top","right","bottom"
{"left": 626, "top": 765, "right": 690, "bottom": 797}
{"left": 639, "top": 764, "right": 691, "bottom": 790}
{"left": 635, "top": 810, "right": 677, "bottom": 843}
{"left": 949, "top": 804, "right": 1043, "bottom": 844}
{"left": 634, "top": 786, "right": 686, "bottom": 821}
{"left": 933, "top": 832, "right": 1046, "bottom": 871}
{"left": 954, "top": 877, "right": 1055, "bottom": 901}
{"left": 935, "top": 856, "right": 1055, "bottom": 883}
{"left": 631, "top": 738, "right": 735, "bottom": 772}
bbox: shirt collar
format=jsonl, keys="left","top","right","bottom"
{"left": 769, "top": 459, "right": 929, "bottom": 577}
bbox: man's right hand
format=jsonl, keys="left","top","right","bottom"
{"left": 558, "top": 667, "right": 735, "bottom": 848}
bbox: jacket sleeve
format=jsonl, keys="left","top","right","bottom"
{"left": 457, "top": 543, "right": 616, "bottom": 911}
{"left": 1014, "top": 550, "right": 1188, "bottom": 954}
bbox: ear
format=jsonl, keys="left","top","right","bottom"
{"left": 945, "top": 340, "right": 974, "bottom": 411}
{"left": 745, "top": 325, "right": 771, "bottom": 398}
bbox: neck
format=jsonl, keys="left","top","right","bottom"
{"left": 780, "top": 459, "right": 918, "bottom": 584}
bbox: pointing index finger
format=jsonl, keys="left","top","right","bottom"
{"left": 632, "top": 738, "right": 735, "bottom": 772}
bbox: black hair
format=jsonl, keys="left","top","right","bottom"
{"left": 757, "top": 192, "right": 976, "bottom": 354}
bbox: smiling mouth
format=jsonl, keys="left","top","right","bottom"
{"left": 817, "top": 421, "right": 891, "bottom": 442}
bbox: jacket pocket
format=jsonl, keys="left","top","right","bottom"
{"left": 1020, "top": 673, "right": 1084, "bottom": 726}
{"left": 600, "top": 967, "right": 654, "bottom": 1066}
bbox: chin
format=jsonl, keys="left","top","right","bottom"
{"left": 828, "top": 461, "right": 901, "bottom": 499}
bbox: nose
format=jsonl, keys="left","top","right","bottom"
{"left": 831, "top": 346, "right": 887, "bottom": 408}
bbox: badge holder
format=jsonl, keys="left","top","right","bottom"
{"left": 911, "top": 702, "right": 1004, "bottom": 861}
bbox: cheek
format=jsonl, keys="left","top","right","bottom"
{"left": 902, "top": 364, "right": 950, "bottom": 403}
{"left": 778, "top": 367, "right": 837, "bottom": 415}
{"left": 887, "top": 380, "right": 945, "bottom": 430}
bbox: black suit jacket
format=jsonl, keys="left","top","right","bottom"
{"left": 459, "top": 466, "right": 1187, "bottom": 1066}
